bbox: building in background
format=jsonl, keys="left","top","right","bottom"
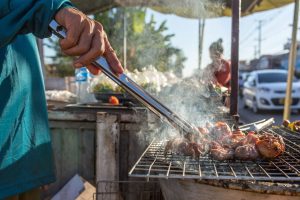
{"left": 248, "top": 40, "right": 300, "bottom": 77}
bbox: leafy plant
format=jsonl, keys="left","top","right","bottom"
{"left": 92, "top": 82, "right": 114, "bottom": 93}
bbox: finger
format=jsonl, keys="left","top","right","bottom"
{"left": 103, "top": 36, "right": 124, "bottom": 74}
{"left": 59, "top": 21, "right": 84, "bottom": 50}
{"left": 63, "top": 20, "right": 94, "bottom": 56}
{"left": 73, "top": 31, "right": 104, "bottom": 67}
{"left": 86, "top": 64, "right": 101, "bottom": 75}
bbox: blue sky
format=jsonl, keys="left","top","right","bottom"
{"left": 45, "top": 3, "right": 295, "bottom": 77}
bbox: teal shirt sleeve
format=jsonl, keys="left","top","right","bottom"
{"left": 0, "top": 0, "right": 73, "bottom": 47}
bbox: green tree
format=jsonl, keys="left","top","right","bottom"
{"left": 44, "top": 37, "right": 74, "bottom": 77}
{"left": 96, "top": 8, "right": 186, "bottom": 76}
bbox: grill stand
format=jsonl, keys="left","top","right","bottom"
{"left": 95, "top": 111, "right": 163, "bottom": 200}
{"left": 96, "top": 113, "right": 120, "bottom": 200}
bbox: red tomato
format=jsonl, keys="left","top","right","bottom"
{"left": 109, "top": 96, "right": 119, "bottom": 105}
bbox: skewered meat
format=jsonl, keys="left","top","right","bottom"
{"left": 211, "top": 121, "right": 232, "bottom": 140}
{"left": 210, "top": 141, "right": 234, "bottom": 161}
{"left": 256, "top": 133, "right": 285, "bottom": 159}
{"left": 235, "top": 144, "right": 259, "bottom": 160}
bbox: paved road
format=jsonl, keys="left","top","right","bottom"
{"left": 238, "top": 97, "right": 299, "bottom": 125}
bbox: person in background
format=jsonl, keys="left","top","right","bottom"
{"left": 0, "top": 0, "right": 123, "bottom": 199}
{"left": 206, "top": 38, "right": 231, "bottom": 88}
{"left": 204, "top": 39, "right": 231, "bottom": 107}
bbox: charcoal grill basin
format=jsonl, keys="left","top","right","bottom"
{"left": 159, "top": 179, "right": 300, "bottom": 200}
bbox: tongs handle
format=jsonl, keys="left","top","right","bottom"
{"left": 49, "top": 20, "right": 197, "bottom": 136}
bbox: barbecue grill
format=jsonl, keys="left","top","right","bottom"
{"left": 129, "top": 127, "right": 300, "bottom": 182}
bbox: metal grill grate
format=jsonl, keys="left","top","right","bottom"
{"left": 129, "top": 127, "right": 300, "bottom": 182}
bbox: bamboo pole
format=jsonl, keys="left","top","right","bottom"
{"left": 283, "top": 0, "right": 300, "bottom": 120}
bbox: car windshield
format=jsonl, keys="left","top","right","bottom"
{"left": 258, "top": 72, "right": 298, "bottom": 83}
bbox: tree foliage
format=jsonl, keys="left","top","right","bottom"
{"left": 96, "top": 8, "right": 186, "bottom": 76}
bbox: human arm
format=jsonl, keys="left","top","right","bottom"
{"left": 0, "top": 0, "right": 72, "bottom": 47}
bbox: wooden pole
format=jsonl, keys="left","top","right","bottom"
{"left": 283, "top": 0, "right": 299, "bottom": 120}
{"left": 230, "top": 0, "right": 241, "bottom": 117}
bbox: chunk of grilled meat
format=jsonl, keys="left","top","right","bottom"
{"left": 235, "top": 144, "right": 259, "bottom": 160}
{"left": 220, "top": 133, "right": 245, "bottom": 149}
{"left": 164, "top": 138, "right": 206, "bottom": 159}
{"left": 210, "top": 141, "right": 234, "bottom": 161}
{"left": 235, "top": 131, "right": 259, "bottom": 147}
{"left": 256, "top": 133, "right": 285, "bottom": 159}
{"left": 211, "top": 121, "right": 232, "bottom": 140}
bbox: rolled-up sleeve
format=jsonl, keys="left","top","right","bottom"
{"left": 0, "top": 0, "right": 73, "bottom": 47}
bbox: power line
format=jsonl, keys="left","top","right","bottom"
{"left": 239, "top": 27, "right": 257, "bottom": 45}
{"left": 240, "top": 6, "right": 288, "bottom": 49}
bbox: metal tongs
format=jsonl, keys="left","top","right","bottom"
{"left": 49, "top": 20, "right": 199, "bottom": 136}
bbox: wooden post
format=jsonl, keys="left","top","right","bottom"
{"left": 284, "top": 0, "right": 300, "bottom": 120}
{"left": 230, "top": 0, "right": 241, "bottom": 117}
{"left": 96, "top": 112, "right": 120, "bottom": 200}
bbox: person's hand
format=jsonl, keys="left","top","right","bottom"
{"left": 55, "top": 8, "right": 124, "bottom": 75}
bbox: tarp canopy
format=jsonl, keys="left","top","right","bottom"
{"left": 71, "top": 0, "right": 294, "bottom": 18}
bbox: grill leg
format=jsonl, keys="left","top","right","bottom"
{"left": 96, "top": 113, "right": 120, "bottom": 200}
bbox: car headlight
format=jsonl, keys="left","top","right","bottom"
{"left": 258, "top": 87, "right": 271, "bottom": 92}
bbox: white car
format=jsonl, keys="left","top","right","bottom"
{"left": 242, "top": 69, "right": 300, "bottom": 113}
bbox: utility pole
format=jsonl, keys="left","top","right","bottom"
{"left": 258, "top": 20, "right": 263, "bottom": 57}
{"left": 230, "top": 0, "right": 241, "bottom": 117}
{"left": 198, "top": 19, "right": 205, "bottom": 69}
{"left": 254, "top": 45, "right": 257, "bottom": 59}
